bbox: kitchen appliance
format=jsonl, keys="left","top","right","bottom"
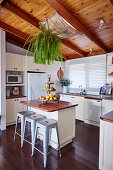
{"left": 84, "top": 98, "right": 102, "bottom": 127}
{"left": 27, "top": 72, "right": 47, "bottom": 100}
{"left": 13, "top": 87, "right": 20, "bottom": 96}
{"left": 99, "top": 83, "right": 111, "bottom": 95}
{"left": 7, "top": 75, "right": 22, "bottom": 84}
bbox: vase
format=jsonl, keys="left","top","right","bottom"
{"left": 63, "top": 86, "right": 68, "bottom": 93}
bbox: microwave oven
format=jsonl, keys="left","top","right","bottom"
{"left": 7, "top": 75, "right": 22, "bottom": 84}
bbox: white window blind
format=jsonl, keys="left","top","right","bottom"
{"left": 66, "top": 55, "right": 106, "bottom": 89}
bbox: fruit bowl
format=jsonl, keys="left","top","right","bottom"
{"left": 39, "top": 94, "right": 59, "bottom": 104}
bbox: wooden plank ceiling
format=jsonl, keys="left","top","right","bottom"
{"left": 0, "top": 0, "right": 113, "bottom": 60}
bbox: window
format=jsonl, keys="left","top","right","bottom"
{"left": 66, "top": 55, "right": 106, "bottom": 89}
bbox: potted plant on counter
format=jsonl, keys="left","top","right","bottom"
{"left": 59, "top": 78, "right": 71, "bottom": 93}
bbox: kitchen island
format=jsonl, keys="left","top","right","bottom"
{"left": 20, "top": 99, "right": 78, "bottom": 148}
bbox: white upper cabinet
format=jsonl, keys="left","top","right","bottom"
{"left": 26, "top": 56, "right": 47, "bottom": 72}
{"left": 6, "top": 53, "right": 25, "bottom": 71}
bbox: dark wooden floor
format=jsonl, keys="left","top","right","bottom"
{"left": 0, "top": 120, "right": 99, "bottom": 170}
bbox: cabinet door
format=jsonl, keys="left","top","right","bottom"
{"left": 6, "top": 99, "right": 14, "bottom": 124}
{"left": 75, "top": 97, "right": 84, "bottom": 121}
{"left": 14, "top": 99, "right": 19, "bottom": 122}
{"left": 14, "top": 98, "right": 27, "bottom": 121}
{"left": 27, "top": 56, "right": 38, "bottom": 71}
{"left": 102, "top": 100, "right": 113, "bottom": 115}
{"left": 27, "top": 56, "right": 47, "bottom": 72}
{"left": 6, "top": 53, "right": 25, "bottom": 71}
{"left": 60, "top": 94, "right": 84, "bottom": 121}
{"left": 14, "top": 54, "right": 25, "bottom": 71}
{"left": 18, "top": 98, "right": 27, "bottom": 112}
{"left": 6, "top": 53, "right": 14, "bottom": 70}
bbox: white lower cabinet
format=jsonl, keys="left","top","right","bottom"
{"left": 102, "top": 99, "right": 113, "bottom": 115}
{"left": 6, "top": 97, "right": 26, "bottom": 125}
{"left": 99, "top": 120, "right": 113, "bottom": 170}
{"left": 60, "top": 94, "right": 84, "bottom": 121}
{"left": 6, "top": 99, "right": 14, "bottom": 124}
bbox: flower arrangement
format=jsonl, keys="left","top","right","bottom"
{"left": 59, "top": 78, "right": 71, "bottom": 87}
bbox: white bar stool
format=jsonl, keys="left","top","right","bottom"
{"left": 14, "top": 110, "right": 35, "bottom": 147}
{"left": 22, "top": 114, "right": 46, "bottom": 156}
{"left": 33, "top": 118, "right": 62, "bottom": 168}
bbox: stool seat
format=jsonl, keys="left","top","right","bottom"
{"left": 37, "top": 118, "right": 57, "bottom": 127}
{"left": 17, "top": 110, "right": 35, "bottom": 116}
{"left": 25, "top": 114, "right": 45, "bottom": 121}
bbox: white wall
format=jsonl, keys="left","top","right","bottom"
{"left": 0, "top": 29, "right": 6, "bottom": 130}
{"left": 46, "top": 61, "right": 64, "bottom": 92}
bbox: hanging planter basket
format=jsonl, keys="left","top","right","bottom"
{"left": 24, "top": 24, "right": 63, "bottom": 65}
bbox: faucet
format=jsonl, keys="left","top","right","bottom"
{"left": 79, "top": 85, "right": 86, "bottom": 95}
{"left": 79, "top": 85, "right": 83, "bottom": 94}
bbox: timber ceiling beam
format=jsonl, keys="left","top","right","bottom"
{"left": 110, "top": 0, "right": 113, "bottom": 5}
{"left": 0, "top": 0, "right": 5, "bottom": 5}
{"left": 46, "top": 0, "right": 109, "bottom": 53}
{"left": 1, "top": 0, "right": 85, "bottom": 57}
{"left": 0, "top": 21, "right": 29, "bottom": 40}
{"left": 1, "top": 0, "right": 39, "bottom": 27}
{"left": 6, "top": 32, "right": 28, "bottom": 50}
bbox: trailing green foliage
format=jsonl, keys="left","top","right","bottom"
{"left": 24, "top": 24, "right": 63, "bottom": 65}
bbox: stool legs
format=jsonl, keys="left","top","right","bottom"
{"left": 21, "top": 116, "right": 25, "bottom": 148}
{"left": 14, "top": 116, "right": 19, "bottom": 141}
{"left": 43, "top": 127, "right": 49, "bottom": 168}
{"left": 56, "top": 124, "right": 62, "bottom": 158}
{"left": 21, "top": 119, "right": 27, "bottom": 148}
{"left": 31, "top": 120, "right": 36, "bottom": 157}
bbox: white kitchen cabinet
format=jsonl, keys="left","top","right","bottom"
{"left": 102, "top": 99, "right": 113, "bottom": 115}
{"left": 60, "top": 94, "right": 84, "bottom": 121}
{"left": 14, "top": 98, "right": 26, "bottom": 121}
{"left": 27, "top": 56, "right": 47, "bottom": 72}
{"left": 75, "top": 96, "right": 84, "bottom": 121}
{"left": 6, "top": 97, "right": 26, "bottom": 125}
{"left": 6, "top": 53, "right": 25, "bottom": 71}
{"left": 84, "top": 98, "right": 102, "bottom": 126}
{"left": 6, "top": 99, "right": 14, "bottom": 124}
{"left": 99, "top": 119, "right": 113, "bottom": 170}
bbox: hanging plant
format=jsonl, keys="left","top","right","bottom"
{"left": 24, "top": 24, "right": 63, "bottom": 65}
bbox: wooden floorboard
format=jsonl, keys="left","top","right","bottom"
{"left": 0, "top": 120, "right": 99, "bottom": 170}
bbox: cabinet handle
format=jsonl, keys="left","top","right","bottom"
{"left": 15, "top": 99, "right": 16, "bottom": 101}
{"left": 16, "top": 68, "right": 17, "bottom": 70}
{"left": 71, "top": 97, "right": 75, "bottom": 98}
{"left": 14, "top": 68, "right": 15, "bottom": 69}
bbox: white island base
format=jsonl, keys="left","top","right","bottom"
{"left": 31, "top": 107, "right": 76, "bottom": 149}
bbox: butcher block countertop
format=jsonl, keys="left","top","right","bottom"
{"left": 100, "top": 111, "right": 113, "bottom": 123}
{"left": 20, "top": 99, "right": 78, "bottom": 112}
